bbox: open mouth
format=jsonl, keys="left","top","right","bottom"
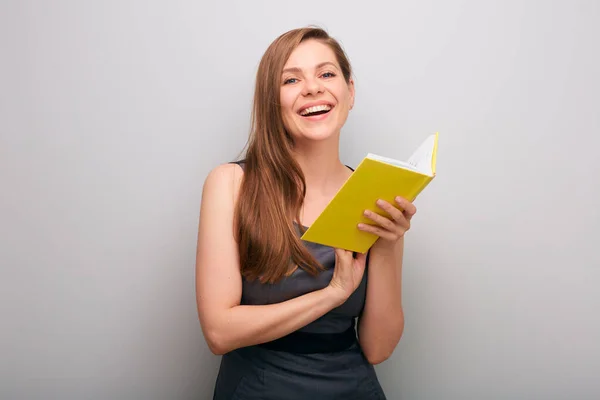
{"left": 298, "top": 104, "right": 333, "bottom": 117}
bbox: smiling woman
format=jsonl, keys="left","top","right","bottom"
{"left": 280, "top": 42, "right": 354, "bottom": 143}
{"left": 195, "top": 26, "right": 412, "bottom": 400}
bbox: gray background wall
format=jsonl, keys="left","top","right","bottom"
{"left": 1, "top": 0, "right": 598, "bottom": 399}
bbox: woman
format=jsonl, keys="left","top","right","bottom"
{"left": 195, "top": 27, "right": 417, "bottom": 400}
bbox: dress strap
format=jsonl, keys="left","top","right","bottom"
{"left": 229, "top": 160, "right": 246, "bottom": 170}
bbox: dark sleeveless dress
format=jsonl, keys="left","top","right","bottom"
{"left": 211, "top": 161, "right": 387, "bottom": 400}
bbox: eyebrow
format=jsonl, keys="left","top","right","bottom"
{"left": 282, "top": 61, "right": 339, "bottom": 74}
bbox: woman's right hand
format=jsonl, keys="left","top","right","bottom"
{"left": 327, "top": 249, "right": 368, "bottom": 305}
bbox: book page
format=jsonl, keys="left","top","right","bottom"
{"left": 406, "top": 134, "right": 436, "bottom": 176}
{"left": 365, "top": 153, "right": 421, "bottom": 172}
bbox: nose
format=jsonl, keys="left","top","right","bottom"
{"left": 301, "top": 76, "right": 324, "bottom": 96}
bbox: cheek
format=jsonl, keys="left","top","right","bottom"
{"left": 330, "top": 84, "right": 351, "bottom": 106}
{"left": 279, "top": 90, "right": 296, "bottom": 115}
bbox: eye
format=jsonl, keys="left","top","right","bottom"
{"left": 322, "top": 72, "right": 336, "bottom": 78}
{"left": 283, "top": 78, "right": 298, "bottom": 85}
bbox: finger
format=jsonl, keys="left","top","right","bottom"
{"left": 357, "top": 223, "right": 397, "bottom": 241}
{"left": 363, "top": 209, "right": 396, "bottom": 231}
{"left": 394, "top": 196, "right": 417, "bottom": 219}
{"left": 374, "top": 199, "right": 410, "bottom": 230}
{"left": 375, "top": 199, "right": 404, "bottom": 222}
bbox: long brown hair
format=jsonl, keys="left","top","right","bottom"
{"left": 234, "top": 27, "right": 353, "bottom": 284}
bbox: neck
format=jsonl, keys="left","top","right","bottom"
{"left": 292, "top": 136, "right": 348, "bottom": 196}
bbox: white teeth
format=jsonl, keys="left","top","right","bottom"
{"left": 300, "top": 104, "right": 332, "bottom": 116}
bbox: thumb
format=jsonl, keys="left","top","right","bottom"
{"left": 334, "top": 248, "right": 343, "bottom": 258}
{"left": 334, "top": 248, "right": 351, "bottom": 263}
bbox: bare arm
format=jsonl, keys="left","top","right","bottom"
{"left": 195, "top": 164, "right": 347, "bottom": 355}
{"left": 356, "top": 197, "right": 417, "bottom": 364}
{"left": 357, "top": 239, "right": 405, "bottom": 364}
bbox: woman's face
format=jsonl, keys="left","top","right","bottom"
{"left": 279, "top": 39, "right": 354, "bottom": 144}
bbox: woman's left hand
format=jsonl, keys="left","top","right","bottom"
{"left": 358, "top": 196, "right": 417, "bottom": 244}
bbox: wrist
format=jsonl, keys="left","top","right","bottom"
{"left": 372, "top": 237, "right": 403, "bottom": 256}
{"left": 323, "top": 285, "right": 348, "bottom": 308}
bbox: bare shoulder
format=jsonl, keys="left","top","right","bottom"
{"left": 202, "top": 162, "right": 244, "bottom": 204}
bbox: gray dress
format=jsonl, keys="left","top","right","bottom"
{"left": 212, "top": 161, "right": 387, "bottom": 400}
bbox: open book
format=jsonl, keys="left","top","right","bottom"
{"left": 300, "top": 132, "right": 438, "bottom": 253}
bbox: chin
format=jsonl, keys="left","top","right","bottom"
{"left": 301, "top": 128, "right": 338, "bottom": 142}
{"left": 287, "top": 114, "right": 346, "bottom": 144}
{"left": 289, "top": 123, "right": 340, "bottom": 143}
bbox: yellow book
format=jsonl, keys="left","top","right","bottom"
{"left": 300, "top": 132, "right": 439, "bottom": 253}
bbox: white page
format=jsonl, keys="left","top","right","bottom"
{"left": 366, "top": 133, "right": 436, "bottom": 175}
{"left": 365, "top": 153, "right": 421, "bottom": 172}
{"left": 406, "top": 134, "right": 436, "bottom": 176}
